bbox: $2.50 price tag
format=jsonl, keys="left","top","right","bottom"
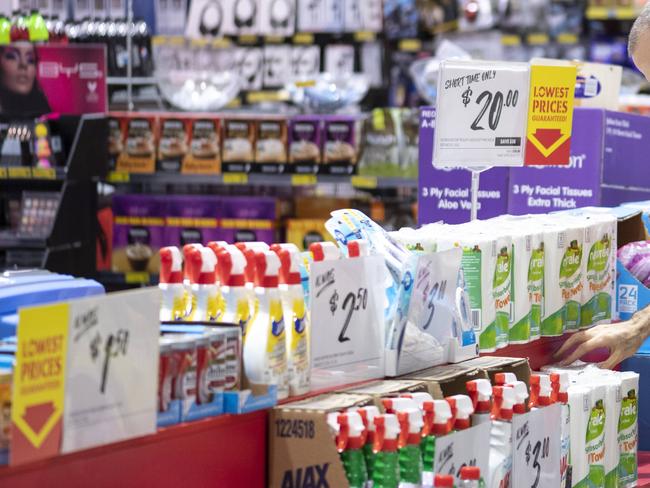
{"left": 433, "top": 59, "right": 530, "bottom": 168}
{"left": 512, "top": 404, "right": 562, "bottom": 488}
{"left": 309, "top": 255, "right": 387, "bottom": 389}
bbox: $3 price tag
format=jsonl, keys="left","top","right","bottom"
{"left": 512, "top": 405, "right": 562, "bottom": 488}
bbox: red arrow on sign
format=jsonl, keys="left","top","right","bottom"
{"left": 532, "top": 128, "right": 563, "bottom": 149}
{"left": 22, "top": 402, "right": 56, "bottom": 435}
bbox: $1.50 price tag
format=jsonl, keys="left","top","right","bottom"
{"left": 512, "top": 404, "right": 562, "bottom": 488}
{"left": 309, "top": 255, "right": 387, "bottom": 389}
{"left": 433, "top": 59, "right": 530, "bottom": 168}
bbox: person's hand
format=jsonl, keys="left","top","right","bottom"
{"left": 553, "top": 321, "right": 644, "bottom": 369}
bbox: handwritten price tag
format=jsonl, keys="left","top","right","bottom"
{"left": 432, "top": 422, "right": 490, "bottom": 478}
{"left": 309, "top": 255, "right": 386, "bottom": 389}
{"left": 433, "top": 59, "right": 529, "bottom": 168}
{"left": 61, "top": 289, "right": 159, "bottom": 454}
{"left": 512, "top": 405, "right": 562, "bottom": 488}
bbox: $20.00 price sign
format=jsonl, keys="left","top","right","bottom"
{"left": 309, "top": 255, "right": 387, "bottom": 389}
{"left": 433, "top": 59, "right": 530, "bottom": 168}
{"left": 512, "top": 404, "right": 562, "bottom": 488}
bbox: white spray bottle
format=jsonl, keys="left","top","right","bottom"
{"left": 216, "top": 244, "right": 253, "bottom": 339}
{"left": 242, "top": 250, "right": 289, "bottom": 399}
{"left": 467, "top": 378, "right": 493, "bottom": 425}
{"left": 182, "top": 243, "right": 203, "bottom": 317}
{"left": 186, "top": 246, "right": 219, "bottom": 322}
{"left": 271, "top": 243, "right": 310, "bottom": 396}
{"left": 529, "top": 374, "right": 554, "bottom": 409}
{"left": 446, "top": 395, "right": 474, "bottom": 431}
{"left": 488, "top": 385, "right": 516, "bottom": 488}
{"left": 159, "top": 246, "right": 185, "bottom": 321}
{"left": 234, "top": 243, "right": 259, "bottom": 341}
{"left": 351, "top": 405, "right": 380, "bottom": 483}
{"left": 327, "top": 411, "right": 368, "bottom": 488}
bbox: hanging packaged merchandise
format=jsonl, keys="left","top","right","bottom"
{"left": 487, "top": 385, "right": 516, "bottom": 488}
{"left": 456, "top": 0, "right": 496, "bottom": 31}
{"left": 328, "top": 411, "right": 369, "bottom": 488}
{"left": 373, "top": 414, "right": 402, "bottom": 488}
{"left": 215, "top": 244, "right": 253, "bottom": 338}
{"left": 417, "top": 0, "right": 459, "bottom": 35}
{"left": 159, "top": 246, "right": 186, "bottom": 321}
{"left": 358, "top": 109, "right": 401, "bottom": 177}
{"left": 270, "top": 243, "right": 310, "bottom": 396}
{"left": 467, "top": 378, "right": 492, "bottom": 425}
{"left": 242, "top": 250, "right": 289, "bottom": 399}
{"left": 383, "top": 0, "right": 419, "bottom": 39}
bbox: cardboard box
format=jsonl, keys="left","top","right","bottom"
{"left": 459, "top": 356, "right": 532, "bottom": 386}
{"left": 338, "top": 379, "right": 437, "bottom": 404}
{"left": 616, "top": 208, "right": 650, "bottom": 320}
{"left": 269, "top": 393, "right": 374, "bottom": 488}
{"left": 404, "top": 363, "right": 488, "bottom": 398}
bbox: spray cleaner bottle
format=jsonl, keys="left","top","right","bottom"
{"left": 488, "top": 385, "right": 516, "bottom": 488}
{"left": 529, "top": 374, "right": 554, "bottom": 409}
{"left": 271, "top": 243, "right": 310, "bottom": 396}
{"left": 495, "top": 373, "right": 528, "bottom": 415}
{"left": 373, "top": 413, "right": 402, "bottom": 488}
{"left": 182, "top": 243, "right": 203, "bottom": 317}
{"left": 310, "top": 241, "right": 342, "bottom": 261}
{"left": 445, "top": 395, "right": 474, "bottom": 431}
{"left": 550, "top": 372, "right": 570, "bottom": 486}
{"left": 159, "top": 246, "right": 185, "bottom": 321}
{"left": 242, "top": 250, "right": 289, "bottom": 399}
{"left": 351, "top": 405, "right": 380, "bottom": 482}
{"left": 327, "top": 411, "right": 368, "bottom": 488}
{"left": 422, "top": 400, "right": 454, "bottom": 488}
{"left": 234, "top": 244, "right": 259, "bottom": 341}
{"left": 466, "top": 379, "right": 493, "bottom": 425}
{"left": 186, "top": 246, "right": 219, "bottom": 322}
{"left": 397, "top": 409, "right": 425, "bottom": 488}
{"left": 383, "top": 398, "right": 424, "bottom": 488}
{"left": 399, "top": 392, "right": 436, "bottom": 487}
{"left": 216, "top": 245, "right": 253, "bottom": 339}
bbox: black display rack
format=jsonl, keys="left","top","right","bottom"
{"left": 0, "top": 114, "right": 108, "bottom": 276}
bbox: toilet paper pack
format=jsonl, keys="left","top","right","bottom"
{"left": 556, "top": 216, "right": 585, "bottom": 332}
{"left": 540, "top": 220, "right": 569, "bottom": 336}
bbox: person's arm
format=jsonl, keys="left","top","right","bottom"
{"left": 554, "top": 305, "right": 650, "bottom": 369}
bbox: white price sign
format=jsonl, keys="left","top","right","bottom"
{"left": 512, "top": 405, "right": 562, "bottom": 488}
{"left": 61, "top": 288, "right": 160, "bottom": 453}
{"left": 309, "top": 255, "right": 387, "bottom": 389}
{"left": 432, "top": 421, "right": 490, "bottom": 478}
{"left": 433, "top": 59, "right": 530, "bottom": 168}
{"left": 397, "top": 249, "right": 462, "bottom": 374}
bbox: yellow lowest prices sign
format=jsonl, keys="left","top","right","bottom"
{"left": 525, "top": 63, "right": 577, "bottom": 165}
{"left": 11, "top": 303, "right": 69, "bottom": 465}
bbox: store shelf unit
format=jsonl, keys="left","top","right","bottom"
{"left": 0, "top": 411, "right": 267, "bottom": 488}
{"left": 0, "top": 115, "right": 108, "bottom": 276}
{"left": 105, "top": 171, "right": 418, "bottom": 190}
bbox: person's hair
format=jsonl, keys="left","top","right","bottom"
{"left": 0, "top": 45, "right": 51, "bottom": 117}
{"left": 629, "top": 2, "right": 650, "bottom": 55}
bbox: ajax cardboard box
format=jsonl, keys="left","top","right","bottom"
{"left": 459, "top": 356, "right": 531, "bottom": 386}
{"left": 269, "top": 393, "right": 374, "bottom": 488}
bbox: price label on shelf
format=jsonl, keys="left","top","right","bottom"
{"left": 432, "top": 422, "right": 490, "bottom": 479}
{"left": 309, "top": 255, "right": 386, "bottom": 389}
{"left": 351, "top": 175, "right": 378, "bottom": 189}
{"left": 8, "top": 166, "right": 32, "bottom": 178}
{"left": 223, "top": 172, "right": 249, "bottom": 184}
{"left": 433, "top": 59, "right": 530, "bottom": 168}
{"left": 291, "top": 174, "right": 317, "bottom": 186}
{"left": 60, "top": 289, "right": 159, "bottom": 454}
{"left": 512, "top": 404, "right": 562, "bottom": 488}
{"left": 32, "top": 167, "right": 56, "bottom": 179}
{"left": 0, "top": 167, "right": 7, "bottom": 178}
{"left": 107, "top": 170, "right": 130, "bottom": 183}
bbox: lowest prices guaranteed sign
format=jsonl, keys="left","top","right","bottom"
{"left": 525, "top": 63, "right": 578, "bottom": 165}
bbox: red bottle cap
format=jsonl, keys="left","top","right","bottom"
{"left": 460, "top": 466, "right": 481, "bottom": 480}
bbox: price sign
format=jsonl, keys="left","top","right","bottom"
{"left": 512, "top": 405, "right": 562, "bottom": 488}
{"left": 61, "top": 288, "right": 159, "bottom": 453}
{"left": 309, "top": 255, "right": 387, "bottom": 389}
{"left": 432, "top": 421, "right": 490, "bottom": 478}
{"left": 399, "top": 249, "right": 462, "bottom": 374}
{"left": 433, "top": 59, "right": 529, "bottom": 168}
